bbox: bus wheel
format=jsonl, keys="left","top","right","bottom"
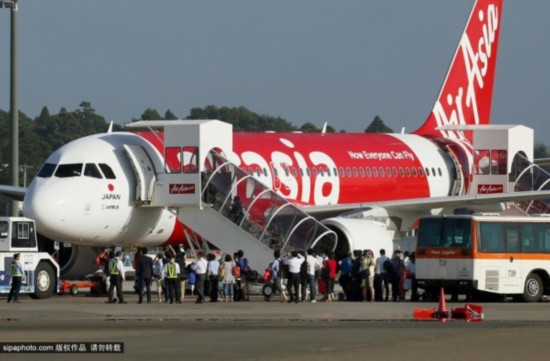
{"left": 523, "top": 273, "right": 543, "bottom": 303}
{"left": 31, "top": 262, "right": 56, "bottom": 299}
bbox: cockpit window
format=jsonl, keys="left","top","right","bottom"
{"left": 55, "top": 164, "right": 83, "bottom": 178}
{"left": 84, "top": 163, "right": 103, "bottom": 179}
{"left": 37, "top": 163, "right": 56, "bottom": 178}
{"left": 99, "top": 163, "right": 116, "bottom": 179}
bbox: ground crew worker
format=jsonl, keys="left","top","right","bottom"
{"left": 7, "top": 253, "right": 24, "bottom": 303}
{"left": 107, "top": 251, "right": 127, "bottom": 304}
{"left": 162, "top": 255, "right": 181, "bottom": 304}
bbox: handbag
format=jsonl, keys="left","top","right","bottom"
{"left": 218, "top": 265, "right": 226, "bottom": 280}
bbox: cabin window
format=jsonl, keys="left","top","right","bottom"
{"left": 313, "top": 168, "right": 318, "bottom": 176}
{"left": 405, "top": 168, "right": 411, "bottom": 177}
{"left": 300, "top": 168, "right": 304, "bottom": 177}
{"left": 379, "top": 167, "right": 385, "bottom": 177}
{"left": 359, "top": 167, "right": 365, "bottom": 177}
{"left": 292, "top": 168, "right": 297, "bottom": 177}
{"left": 37, "top": 163, "right": 56, "bottom": 178}
{"left": 84, "top": 163, "right": 103, "bottom": 179}
{"left": 333, "top": 167, "right": 338, "bottom": 176}
{"left": 346, "top": 167, "right": 352, "bottom": 177}
{"left": 353, "top": 167, "right": 358, "bottom": 177}
{"left": 412, "top": 167, "right": 417, "bottom": 177}
{"left": 55, "top": 163, "right": 83, "bottom": 178}
{"left": 319, "top": 168, "right": 325, "bottom": 177}
{"left": 419, "top": 167, "right": 424, "bottom": 177}
{"left": 99, "top": 164, "right": 116, "bottom": 179}
{"left": 399, "top": 167, "right": 404, "bottom": 177}
{"left": 425, "top": 167, "right": 430, "bottom": 176}
{"left": 392, "top": 167, "right": 398, "bottom": 177}
{"left": 432, "top": 167, "right": 436, "bottom": 176}
{"left": 438, "top": 168, "right": 443, "bottom": 177}
{"left": 372, "top": 167, "right": 378, "bottom": 177}
{"left": 386, "top": 167, "right": 391, "bottom": 177}
{"left": 366, "top": 167, "right": 372, "bottom": 177}
{"left": 306, "top": 168, "right": 311, "bottom": 177}
{"left": 339, "top": 167, "right": 345, "bottom": 177}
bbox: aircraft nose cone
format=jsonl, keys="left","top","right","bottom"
{"left": 23, "top": 179, "right": 71, "bottom": 239}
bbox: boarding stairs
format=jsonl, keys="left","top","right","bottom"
{"left": 510, "top": 154, "right": 550, "bottom": 215}
{"left": 126, "top": 120, "right": 336, "bottom": 271}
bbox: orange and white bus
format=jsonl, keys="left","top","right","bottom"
{"left": 416, "top": 214, "right": 550, "bottom": 302}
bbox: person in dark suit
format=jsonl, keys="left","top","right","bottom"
{"left": 136, "top": 248, "right": 154, "bottom": 304}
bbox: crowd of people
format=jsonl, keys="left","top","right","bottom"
{"left": 96, "top": 247, "right": 254, "bottom": 304}
{"left": 96, "top": 246, "right": 419, "bottom": 304}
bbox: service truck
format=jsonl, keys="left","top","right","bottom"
{"left": 0, "top": 217, "right": 59, "bottom": 299}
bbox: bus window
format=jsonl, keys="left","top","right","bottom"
{"left": 479, "top": 222, "right": 505, "bottom": 252}
{"left": 506, "top": 227, "right": 520, "bottom": 253}
{"left": 417, "top": 217, "right": 471, "bottom": 248}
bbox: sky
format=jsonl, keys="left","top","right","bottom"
{"left": 1, "top": 1, "right": 549, "bottom": 142}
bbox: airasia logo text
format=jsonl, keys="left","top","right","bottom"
{"left": 477, "top": 184, "right": 503, "bottom": 194}
{"left": 432, "top": 3, "right": 499, "bottom": 140}
{"left": 169, "top": 184, "right": 196, "bottom": 194}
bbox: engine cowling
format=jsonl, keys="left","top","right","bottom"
{"left": 322, "top": 217, "right": 394, "bottom": 259}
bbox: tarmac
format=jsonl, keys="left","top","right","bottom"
{"left": 2, "top": 287, "right": 550, "bottom": 360}
{"left": 2, "top": 287, "right": 550, "bottom": 322}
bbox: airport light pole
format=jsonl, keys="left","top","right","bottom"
{"left": 1, "top": 0, "right": 19, "bottom": 216}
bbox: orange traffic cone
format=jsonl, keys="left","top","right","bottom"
{"left": 435, "top": 287, "right": 450, "bottom": 319}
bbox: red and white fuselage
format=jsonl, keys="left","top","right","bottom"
{"left": 19, "top": 0, "right": 505, "bottom": 258}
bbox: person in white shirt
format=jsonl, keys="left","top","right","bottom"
{"left": 285, "top": 251, "right": 303, "bottom": 303}
{"left": 374, "top": 249, "right": 390, "bottom": 301}
{"left": 206, "top": 253, "right": 221, "bottom": 302}
{"left": 192, "top": 252, "right": 208, "bottom": 304}
{"left": 302, "top": 248, "right": 322, "bottom": 302}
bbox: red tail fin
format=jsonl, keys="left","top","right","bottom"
{"left": 414, "top": 0, "right": 503, "bottom": 140}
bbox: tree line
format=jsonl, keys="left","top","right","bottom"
{"left": 0, "top": 101, "right": 548, "bottom": 185}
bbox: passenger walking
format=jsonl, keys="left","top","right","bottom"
{"left": 325, "top": 252, "right": 338, "bottom": 302}
{"left": 229, "top": 196, "right": 243, "bottom": 224}
{"left": 7, "top": 253, "right": 24, "bottom": 303}
{"left": 108, "top": 251, "right": 126, "bottom": 304}
{"left": 235, "top": 250, "right": 250, "bottom": 301}
{"left": 303, "top": 248, "right": 321, "bottom": 302}
{"left": 162, "top": 255, "right": 181, "bottom": 304}
{"left": 271, "top": 250, "right": 288, "bottom": 302}
{"left": 407, "top": 252, "right": 419, "bottom": 301}
{"left": 338, "top": 252, "right": 353, "bottom": 301}
{"left": 285, "top": 250, "right": 303, "bottom": 303}
{"left": 175, "top": 247, "right": 188, "bottom": 302}
{"left": 207, "top": 253, "right": 220, "bottom": 302}
{"left": 390, "top": 250, "right": 405, "bottom": 301}
{"left": 136, "top": 247, "right": 153, "bottom": 304}
{"left": 360, "top": 250, "right": 376, "bottom": 302}
{"left": 221, "top": 254, "right": 236, "bottom": 302}
{"left": 152, "top": 252, "right": 165, "bottom": 302}
{"left": 192, "top": 252, "right": 208, "bottom": 304}
{"left": 375, "top": 249, "right": 390, "bottom": 301}
{"left": 96, "top": 247, "right": 111, "bottom": 292}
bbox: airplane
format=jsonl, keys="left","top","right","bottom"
{"left": 2, "top": 0, "right": 550, "bottom": 276}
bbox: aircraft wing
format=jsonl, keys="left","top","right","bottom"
{"left": 299, "top": 190, "right": 550, "bottom": 219}
{"left": 0, "top": 185, "right": 27, "bottom": 202}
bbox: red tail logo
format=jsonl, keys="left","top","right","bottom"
{"left": 415, "top": 0, "right": 503, "bottom": 141}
